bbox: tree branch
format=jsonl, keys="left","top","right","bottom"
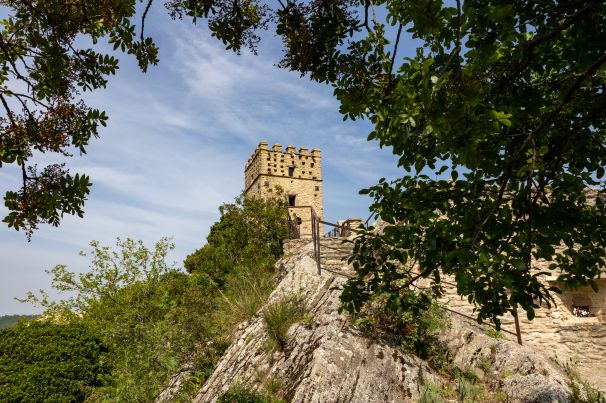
{"left": 140, "top": 0, "right": 154, "bottom": 43}
{"left": 473, "top": 53, "right": 606, "bottom": 245}
{"left": 387, "top": 23, "right": 402, "bottom": 92}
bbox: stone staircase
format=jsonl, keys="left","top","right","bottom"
{"left": 318, "top": 238, "right": 354, "bottom": 276}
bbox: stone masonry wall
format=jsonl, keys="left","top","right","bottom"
{"left": 439, "top": 277, "right": 606, "bottom": 392}
{"left": 244, "top": 141, "right": 323, "bottom": 237}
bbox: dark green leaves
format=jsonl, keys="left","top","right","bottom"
{"left": 183, "top": 194, "right": 289, "bottom": 285}
{"left": 3, "top": 165, "right": 91, "bottom": 239}
{"left": 0, "top": 321, "right": 110, "bottom": 402}
{"left": 1, "top": 0, "right": 159, "bottom": 238}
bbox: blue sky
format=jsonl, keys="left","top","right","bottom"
{"left": 0, "top": 7, "right": 408, "bottom": 315}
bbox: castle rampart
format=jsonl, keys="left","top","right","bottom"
{"left": 244, "top": 141, "right": 323, "bottom": 237}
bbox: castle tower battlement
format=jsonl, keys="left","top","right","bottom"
{"left": 244, "top": 141, "right": 323, "bottom": 237}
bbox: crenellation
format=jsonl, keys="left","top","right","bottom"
{"left": 244, "top": 140, "right": 323, "bottom": 237}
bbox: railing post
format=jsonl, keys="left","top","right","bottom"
{"left": 316, "top": 212, "right": 321, "bottom": 275}
{"left": 513, "top": 307, "right": 523, "bottom": 345}
{"left": 310, "top": 208, "right": 321, "bottom": 275}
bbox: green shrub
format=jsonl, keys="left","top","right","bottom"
{"left": 486, "top": 328, "right": 507, "bottom": 340}
{"left": 418, "top": 382, "right": 444, "bottom": 403}
{"left": 263, "top": 294, "right": 308, "bottom": 351}
{"left": 184, "top": 195, "right": 288, "bottom": 286}
{"left": 218, "top": 384, "right": 276, "bottom": 403}
{"left": 553, "top": 357, "right": 605, "bottom": 403}
{"left": 16, "top": 194, "right": 289, "bottom": 401}
{"left": 219, "top": 266, "right": 276, "bottom": 324}
{"left": 0, "top": 320, "right": 110, "bottom": 402}
{"left": 351, "top": 291, "right": 451, "bottom": 372}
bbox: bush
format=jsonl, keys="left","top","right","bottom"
{"left": 351, "top": 290, "right": 451, "bottom": 371}
{"left": 218, "top": 384, "right": 277, "bottom": 403}
{"left": 263, "top": 294, "right": 308, "bottom": 351}
{"left": 184, "top": 195, "right": 288, "bottom": 286}
{"left": 16, "top": 194, "right": 289, "bottom": 400}
{"left": 486, "top": 328, "right": 507, "bottom": 340}
{"left": 0, "top": 320, "right": 110, "bottom": 402}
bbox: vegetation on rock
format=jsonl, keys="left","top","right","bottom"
{"left": 263, "top": 293, "right": 308, "bottom": 351}
{"left": 352, "top": 290, "right": 451, "bottom": 371}
{"left": 9, "top": 195, "right": 287, "bottom": 401}
{"left": 0, "top": 320, "right": 110, "bottom": 402}
{"left": 218, "top": 384, "right": 284, "bottom": 403}
{"left": 184, "top": 194, "right": 288, "bottom": 287}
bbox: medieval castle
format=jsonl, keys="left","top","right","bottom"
{"left": 243, "top": 141, "right": 606, "bottom": 391}
{"left": 245, "top": 141, "right": 324, "bottom": 237}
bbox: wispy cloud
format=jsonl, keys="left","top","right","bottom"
{"left": 0, "top": 12, "right": 403, "bottom": 315}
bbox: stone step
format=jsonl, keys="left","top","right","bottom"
{"left": 319, "top": 255, "right": 350, "bottom": 261}
{"left": 321, "top": 259, "right": 349, "bottom": 266}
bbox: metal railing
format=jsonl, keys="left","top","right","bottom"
{"left": 287, "top": 207, "right": 522, "bottom": 344}
{"left": 287, "top": 206, "right": 360, "bottom": 275}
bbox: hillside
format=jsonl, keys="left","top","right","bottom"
{"left": 156, "top": 238, "right": 592, "bottom": 402}
{"left": 0, "top": 314, "right": 37, "bottom": 329}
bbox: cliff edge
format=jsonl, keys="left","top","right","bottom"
{"left": 190, "top": 239, "right": 582, "bottom": 402}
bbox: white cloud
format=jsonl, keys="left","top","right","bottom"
{"left": 0, "top": 12, "right": 403, "bottom": 315}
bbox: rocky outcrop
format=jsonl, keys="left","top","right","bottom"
{"left": 440, "top": 316, "right": 572, "bottom": 402}
{"left": 194, "top": 240, "right": 440, "bottom": 402}
{"left": 193, "top": 238, "right": 579, "bottom": 402}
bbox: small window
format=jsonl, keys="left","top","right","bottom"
{"left": 264, "top": 181, "right": 269, "bottom": 187}
{"left": 288, "top": 167, "right": 295, "bottom": 177}
{"left": 315, "top": 186, "right": 320, "bottom": 191}
{"left": 288, "top": 195, "right": 296, "bottom": 207}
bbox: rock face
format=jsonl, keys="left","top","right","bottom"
{"left": 440, "top": 316, "right": 572, "bottom": 402}
{"left": 193, "top": 238, "right": 577, "bottom": 402}
{"left": 194, "top": 240, "right": 439, "bottom": 402}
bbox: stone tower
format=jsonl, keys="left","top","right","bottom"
{"left": 244, "top": 141, "right": 323, "bottom": 237}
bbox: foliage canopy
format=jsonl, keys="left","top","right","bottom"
{"left": 3, "top": 0, "right": 605, "bottom": 326}
{"left": 168, "top": 0, "right": 606, "bottom": 326}
{"left": 184, "top": 194, "right": 288, "bottom": 286}
{"left": 0, "top": 0, "right": 159, "bottom": 238}
{"left": 14, "top": 195, "right": 287, "bottom": 400}
{"left": 169, "top": 0, "right": 604, "bottom": 326}
{"left": 0, "top": 320, "right": 110, "bottom": 402}
{"left": 20, "top": 237, "right": 216, "bottom": 401}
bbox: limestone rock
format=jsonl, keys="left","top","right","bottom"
{"left": 193, "top": 242, "right": 439, "bottom": 402}
{"left": 191, "top": 239, "right": 578, "bottom": 403}
{"left": 440, "top": 316, "right": 571, "bottom": 402}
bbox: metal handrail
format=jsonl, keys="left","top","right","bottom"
{"left": 286, "top": 207, "right": 523, "bottom": 343}
{"left": 287, "top": 205, "right": 358, "bottom": 275}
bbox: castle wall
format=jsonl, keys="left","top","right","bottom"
{"left": 438, "top": 276, "right": 606, "bottom": 392}
{"left": 244, "top": 141, "right": 323, "bottom": 238}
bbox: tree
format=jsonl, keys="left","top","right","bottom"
{"left": 184, "top": 194, "right": 289, "bottom": 286}
{"left": 0, "top": 320, "right": 110, "bottom": 402}
{"left": 20, "top": 237, "right": 216, "bottom": 400}
{"left": 4, "top": 0, "right": 605, "bottom": 326}
{"left": 0, "top": 0, "right": 159, "bottom": 239}
{"left": 168, "top": 0, "right": 606, "bottom": 326}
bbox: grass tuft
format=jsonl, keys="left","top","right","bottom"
{"left": 263, "top": 293, "right": 308, "bottom": 351}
